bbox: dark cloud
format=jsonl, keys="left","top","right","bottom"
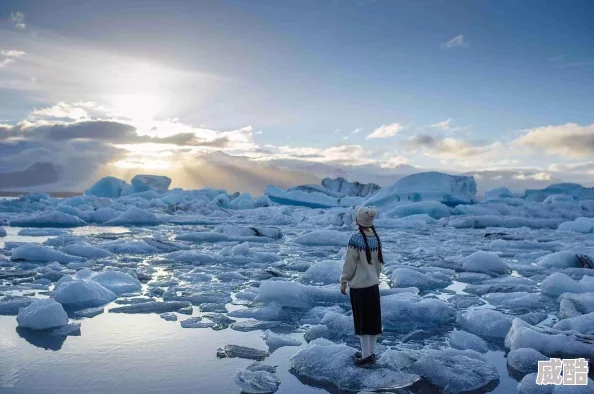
{"left": 407, "top": 134, "right": 438, "bottom": 148}
{"left": 43, "top": 121, "right": 137, "bottom": 141}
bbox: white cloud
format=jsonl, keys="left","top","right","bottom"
{"left": 351, "top": 128, "right": 362, "bottom": 134}
{"left": 10, "top": 12, "right": 26, "bottom": 30}
{"left": 513, "top": 123, "right": 594, "bottom": 158}
{"left": 366, "top": 123, "right": 402, "bottom": 139}
{"left": 441, "top": 35, "right": 468, "bottom": 49}
{"left": 29, "top": 102, "right": 90, "bottom": 120}
{"left": 1, "top": 50, "right": 26, "bottom": 57}
{"left": 0, "top": 58, "right": 15, "bottom": 69}
{"left": 429, "top": 138, "right": 503, "bottom": 159}
{"left": 431, "top": 118, "right": 452, "bottom": 130}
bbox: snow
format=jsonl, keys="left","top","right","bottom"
{"left": 381, "top": 293, "right": 456, "bottom": 331}
{"left": 289, "top": 344, "right": 420, "bottom": 392}
{"left": 385, "top": 201, "right": 451, "bottom": 219}
{"left": 553, "top": 312, "right": 594, "bottom": 335}
{"left": 507, "top": 348, "right": 548, "bottom": 374}
{"left": 106, "top": 207, "right": 163, "bottom": 226}
{"left": 85, "top": 176, "right": 133, "bottom": 198}
{"left": 11, "top": 244, "right": 80, "bottom": 263}
{"left": 458, "top": 309, "right": 513, "bottom": 340}
{"left": 541, "top": 273, "right": 594, "bottom": 297}
{"left": 537, "top": 251, "right": 582, "bottom": 268}
{"left": 292, "top": 230, "right": 350, "bottom": 247}
{"left": 234, "top": 370, "right": 281, "bottom": 394}
{"left": 558, "top": 217, "right": 594, "bottom": 233}
{"left": 364, "top": 171, "right": 477, "bottom": 208}
{"left": 505, "top": 318, "right": 594, "bottom": 359}
{"left": 448, "top": 330, "right": 488, "bottom": 353}
{"left": 53, "top": 280, "right": 117, "bottom": 309}
{"left": 410, "top": 349, "right": 499, "bottom": 394}
{"left": 16, "top": 298, "right": 68, "bottom": 330}
{"left": 11, "top": 211, "right": 87, "bottom": 228}
{"left": 460, "top": 251, "right": 509, "bottom": 275}
{"left": 301, "top": 260, "right": 342, "bottom": 285}
{"left": 391, "top": 268, "right": 451, "bottom": 290}
{"left": 91, "top": 271, "right": 142, "bottom": 295}
{"left": 262, "top": 330, "right": 301, "bottom": 351}
{"left": 61, "top": 242, "right": 113, "bottom": 259}
{"left": 131, "top": 174, "right": 171, "bottom": 193}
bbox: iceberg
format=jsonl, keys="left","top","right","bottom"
{"left": 460, "top": 251, "right": 509, "bottom": 275}
{"left": 507, "top": 348, "right": 548, "bottom": 374}
{"left": 364, "top": 171, "right": 477, "bottom": 209}
{"left": 73, "top": 307, "right": 104, "bottom": 318}
{"left": 381, "top": 293, "right": 456, "bottom": 331}
{"left": 505, "top": 318, "right": 594, "bottom": 359}
{"left": 390, "top": 268, "right": 451, "bottom": 290}
{"left": 484, "top": 187, "right": 513, "bottom": 201}
{"left": 105, "top": 207, "right": 163, "bottom": 226}
{"left": 410, "top": 349, "right": 499, "bottom": 394}
{"left": 301, "top": 260, "right": 342, "bottom": 286}
{"left": 458, "top": 309, "right": 513, "bottom": 340}
{"left": 450, "top": 215, "right": 562, "bottom": 230}
{"left": 517, "top": 373, "right": 553, "bottom": 394}
{"left": 553, "top": 312, "right": 594, "bottom": 335}
{"left": 180, "top": 317, "right": 215, "bottom": 328}
{"left": 254, "top": 281, "right": 344, "bottom": 309}
{"left": 483, "top": 292, "right": 542, "bottom": 309}
{"left": 558, "top": 293, "right": 594, "bottom": 319}
{"left": 289, "top": 344, "right": 420, "bottom": 392}
{"left": 109, "top": 301, "right": 191, "bottom": 314}
{"left": 525, "top": 183, "right": 594, "bottom": 202}
{"left": 18, "top": 228, "right": 69, "bottom": 236}
{"left": 11, "top": 244, "right": 80, "bottom": 263}
{"left": 10, "top": 211, "right": 86, "bottom": 228}
{"left": 53, "top": 280, "right": 117, "bottom": 309}
{"left": 61, "top": 242, "right": 113, "bottom": 259}
{"left": 447, "top": 330, "right": 488, "bottom": 353}
{"left": 85, "top": 176, "right": 133, "bottom": 198}
{"left": 0, "top": 296, "right": 34, "bottom": 315}
{"left": 321, "top": 177, "right": 381, "bottom": 197}
{"left": 262, "top": 330, "right": 301, "bottom": 351}
{"left": 265, "top": 186, "right": 339, "bottom": 208}
{"left": 217, "top": 345, "right": 270, "bottom": 361}
{"left": 0, "top": 226, "right": 6, "bottom": 237}
{"left": 292, "top": 230, "right": 350, "bottom": 247}
{"left": 385, "top": 201, "right": 451, "bottom": 219}
{"left": 558, "top": 217, "right": 594, "bottom": 233}
{"left": 537, "top": 251, "right": 582, "bottom": 268}
{"left": 16, "top": 298, "right": 69, "bottom": 330}
{"left": 130, "top": 174, "right": 171, "bottom": 193}
{"left": 234, "top": 370, "right": 281, "bottom": 394}
{"left": 541, "top": 273, "right": 594, "bottom": 297}
{"left": 91, "top": 271, "right": 142, "bottom": 295}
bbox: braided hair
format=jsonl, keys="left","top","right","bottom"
{"left": 358, "top": 224, "right": 384, "bottom": 265}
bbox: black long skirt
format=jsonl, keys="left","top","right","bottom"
{"left": 349, "top": 284, "right": 382, "bottom": 335}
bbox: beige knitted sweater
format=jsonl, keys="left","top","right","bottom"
{"left": 340, "top": 229, "right": 382, "bottom": 289}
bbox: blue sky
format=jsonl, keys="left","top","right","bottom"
{"left": 1, "top": 0, "right": 594, "bottom": 192}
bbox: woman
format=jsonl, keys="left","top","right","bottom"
{"left": 340, "top": 206, "right": 384, "bottom": 366}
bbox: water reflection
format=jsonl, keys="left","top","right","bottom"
{"left": 16, "top": 327, "right": 69, "bottom": 351}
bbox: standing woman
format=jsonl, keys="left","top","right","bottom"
{"left": 340, "top": 206, "right": 384, "bottom": 366}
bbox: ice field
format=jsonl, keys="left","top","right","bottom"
{"left": 1, "top": 173, "right": 594, "bottom": 394}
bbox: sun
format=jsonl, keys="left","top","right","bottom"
{"left": 109, "top": 94, "right": 163, "bottom": 121}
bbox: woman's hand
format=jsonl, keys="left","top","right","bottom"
{"left": 340, "top": 285, "right": 347, "bottom": 295}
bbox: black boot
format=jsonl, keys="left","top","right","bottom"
{"left": 354, "top": 355, "right": 375, "bottom": 366}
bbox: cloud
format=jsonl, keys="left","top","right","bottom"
{"left": 366, "top": 123, "right": 402, "bottom": 139}
{"left": 0, "top": 58, "right": 15, "bottom": 69}
{"left": 513, "top": 123, "right": 594, "bottom": 158}
{"left": 441, "top": 35, "right": 468, "bottom": 49}
{"left": 430, "top": 138, "right": 503, "bottom": 159}
{"left": 407, "top": 134, "right": 438, "bottom": 148}
{"left": 1, "top": 50, "right": 26, "bottom": 57}
{"left": 30, "top": 102, "right": 90, "bottom": 120}
{"left": 10, "top": 12, "right": 26, "bottom": 29}
{"left": 431, "top": 118, "right": 452, "bottom": 130}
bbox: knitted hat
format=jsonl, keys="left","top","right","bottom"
{"left": 356, "top": 206, "right": 377, "bottom": 228}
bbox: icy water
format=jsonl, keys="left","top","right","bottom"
{"left": 1, "top": 220, "right": 592, "bottom": 394}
